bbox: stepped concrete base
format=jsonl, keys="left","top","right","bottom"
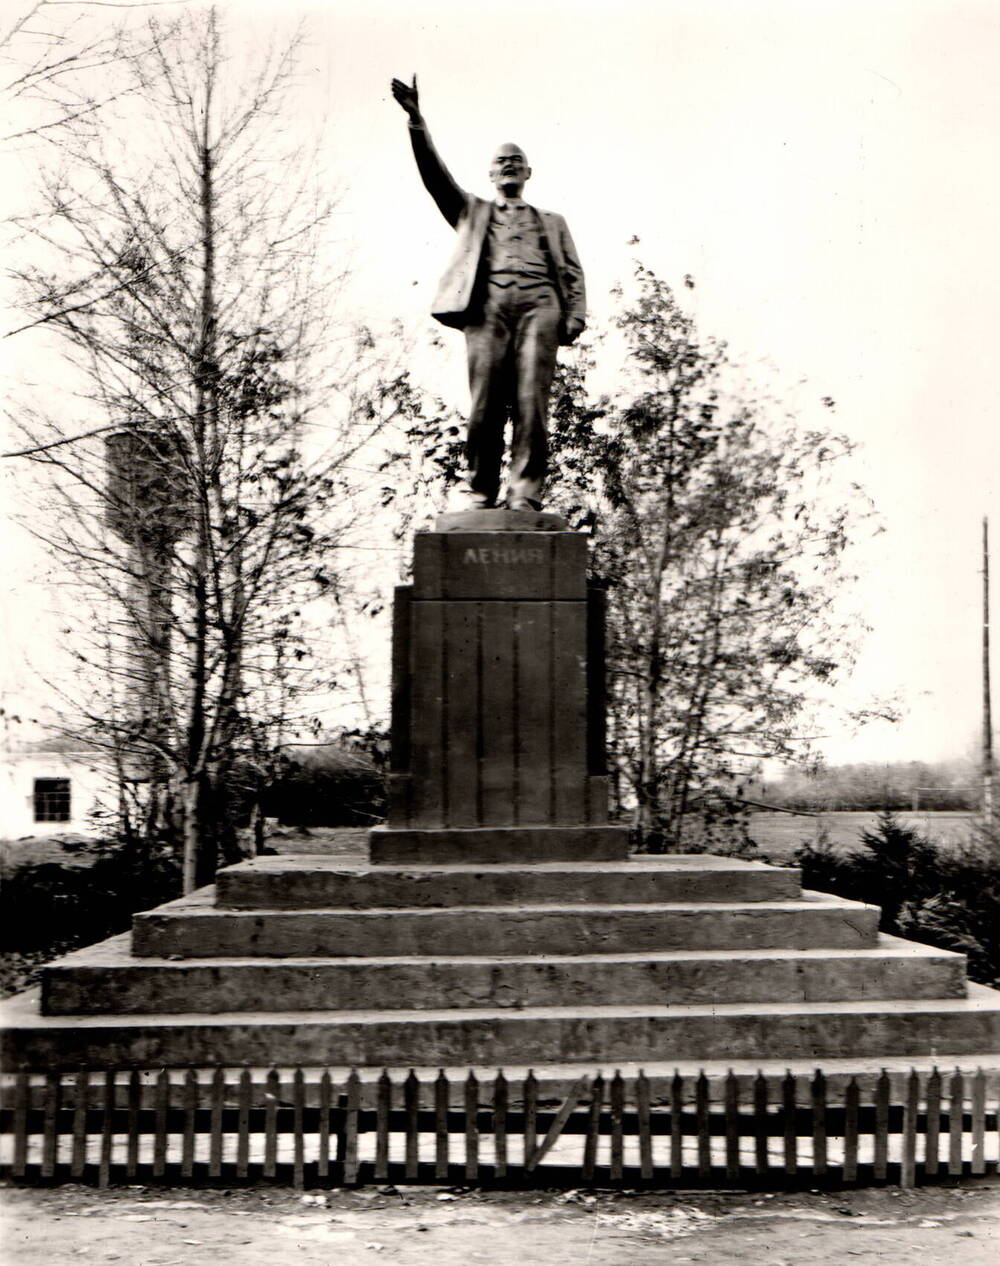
{"left": 5, "top": 985, "right": 1000, "bottom": 1071}
{"left": 40, "top": 932, "right": 967, "bottom": 1016}
{"left": 368, "top": 826, "right": 630, "bottom": 864}
{"left": 6, "top": 852, "right": 1000, "bottom": 1077}
{"left": 130, "top": 890, "right": 880, "bottom": 959}
{"left": 216, "top": 855, "right": 802, "bottom": 909}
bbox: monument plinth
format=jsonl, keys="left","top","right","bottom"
{"left": 371, "top": 520, "right": 629, "bottom": 864}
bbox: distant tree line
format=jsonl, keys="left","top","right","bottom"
{"left": 762, "top": 760, "right": 978, "bottom": 813}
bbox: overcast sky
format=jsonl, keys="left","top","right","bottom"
{"left": 3, "top": 0, "right": 999, "bottom": 766}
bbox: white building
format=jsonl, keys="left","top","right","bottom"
{"left": 0, "top": 738, "right": 110, "bottom": 839}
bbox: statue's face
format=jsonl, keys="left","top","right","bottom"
{"left": 490, "top": 144, "right": 530, "bottom": 194}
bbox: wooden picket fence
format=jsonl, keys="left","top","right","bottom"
{"left": 2, "top": 1065, "right": 998, "bottom": 1189}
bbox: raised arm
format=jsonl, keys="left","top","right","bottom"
{"left": 391, "top": 74, "right": 467, "bottom": 228}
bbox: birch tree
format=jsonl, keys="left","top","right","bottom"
{"left": 547, "top": 266, "right": 873, "bottom": 847}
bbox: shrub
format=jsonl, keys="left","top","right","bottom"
{"left": 262, "top": 741, "right": 387, "bottom": 828}
{"left": 0, "top": 835, "right": 180, "bottom": 956}
{"left": 795, "top": 811, "right": 1000, "bottom": 987}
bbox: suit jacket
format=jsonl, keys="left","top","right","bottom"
{"left": 407, "top": 123, "right": 586, "bottom": 343}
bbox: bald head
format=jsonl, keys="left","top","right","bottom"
{"left": 490, "top": 143, "right": 531, "bottom": 197}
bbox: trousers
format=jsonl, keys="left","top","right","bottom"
{"left": 463, "top": 281, "right": 561, "bottom": 506}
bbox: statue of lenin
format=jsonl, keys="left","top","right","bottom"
{"left": 391, "top": 75, "right": 586, "bottom": 512}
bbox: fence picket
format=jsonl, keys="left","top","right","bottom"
{"left": 753, "top": 1072, "right": 769, "bottom": 1176}
{"left": 153, "top": 1069, "right": 169, "bottom": 1179}
{"left": 435, "top": 1070, "right": 449, "bottom": 1181}
{"left": 695, "top": 1072, "right": 710, "bottom": 1178}
{"left": 523, "top": 1071, "right": 537, "bottom": 1170}
{"left": 318, "top": 1071, "right": 332, "bottom": 1179}
{"left": 811, "top": 1070, "right": 827, "bottom": 1179}
{"left": 994, "top": 1080, "right": 1000, "bottom": 1179}
{"left": 948, "top": 1069, "right": 964, "bottom": 1177}
{"left": 41, "top": 1073, "right": 60, "bottom": 1179}
{"left": 375, "top": 1070, "right": 391, "bottom": 1181}
{"left": 925, "top": 1068, "right": 941, "bottom": 1178}
{"left": 994, "top": 1081, "right": 1000, "bottom": 1180}
{"left": 582, "top": 1073, "right": 603, "bottom": 1182}
{"left": 292, "top": 1068, "right": 306, "bottom": 1189}
{"left": 464, "top": 1072, "right": 479, "bottom": 1182}
{"left": 98, "top": 1071, "right": 114, "bottom": 1188}
{"left": 264, "top": 1069, "right": 279, "bottom": 1179}
{"left": 125, "top": 1071, "right": 140, "bottom": 1180}
{"left": 843, "top": 1078, "right": 859, "bottom": 1184}
{"left": 724, "top": 1071, "right": 739, "bottom": 1182}
{"left": 236, "top": 1070, "right": 251, "bottom": 1179}
{"left": 670, "top": 1072, "right": 683, "bottom": 1180}
{"left": 901, "top": 1070, "right": 919, "bottom": 1188}
{"left": 209, "top": 1068, "right": 225, "bottom": 1180}
{"left": 181, "top": 1069, "right": 197, "bottom": 1179}
{"left": 343, "top": 1071, "right": 360, "bottom": 1185}
{"left": 404, "top": 1070, "right": 420, "bottom": 1180}
{"left": 782, "top": 1072, "right": 797, "bottom": 1177}
{"left": 874, "top": 1070, "right": 890, "bottom": 1182}
{"left": 11, "top": 1072, "right": 29, "bottom": 1179}
{"left": 70, "top": 1070, "right": 89, "bottom": 1180}
{"left": 610, "top": 1071, "right": 625, "bottom": 1181}
{"left": 971, "top": 1069, "right": 986, "bottom": 1176}
{"left": 636, "top": 1070, "right": 653, "bottom": 1181}
{"left": 493, "top": 1071, "right": 508, "bottom": 1179}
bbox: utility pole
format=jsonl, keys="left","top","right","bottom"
{"left": 984, "top": 517, "right": 994, "bottom": 822}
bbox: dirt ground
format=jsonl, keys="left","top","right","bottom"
{"left": 2, "top": 1179, "right": 999, "bottom": 1266}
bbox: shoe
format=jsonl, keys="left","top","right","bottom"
{"left": 507, "top": 497, "right": 542, "bottom": 512}
{"left": 446, "top": 487, "right": 495, "bottom": 511}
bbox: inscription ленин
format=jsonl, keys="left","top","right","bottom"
{"left": 462, "top": 546, "right": 545, "bottom": 566}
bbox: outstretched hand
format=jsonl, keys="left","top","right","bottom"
{"left": 391, "top": 74, "right": 421, "bottom": 122}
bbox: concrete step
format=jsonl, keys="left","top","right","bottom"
{"left": 368, "top": 826, "right": 631, "bottom": 864}
{"left": 41, "top": 932, "right": 966, "bottom": 1016}
{"left": 216, "top": 855, "right": 803, "bottom": 909}
{"left": 6, "top": 985, "right": 1000, "bottom": 1071}
{"left": 131, "top": 890, "right": 880, "bottom": 959}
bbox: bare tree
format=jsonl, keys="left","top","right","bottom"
{"left": 5, "top": 2, "right": 114, "bottom": 144}
{"left": 7, "top": 7, "right": 408, "bottom": 887}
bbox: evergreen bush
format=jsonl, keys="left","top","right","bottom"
{"left": 794, "top": 811, "right": 1000, "bottom": 986}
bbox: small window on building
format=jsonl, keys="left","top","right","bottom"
{"left": 34, "top": 778, "right": 71, "bottom": 823}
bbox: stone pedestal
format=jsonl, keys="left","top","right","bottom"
{"left": 371, "top": 523, "right": 629, "bottom": 863}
